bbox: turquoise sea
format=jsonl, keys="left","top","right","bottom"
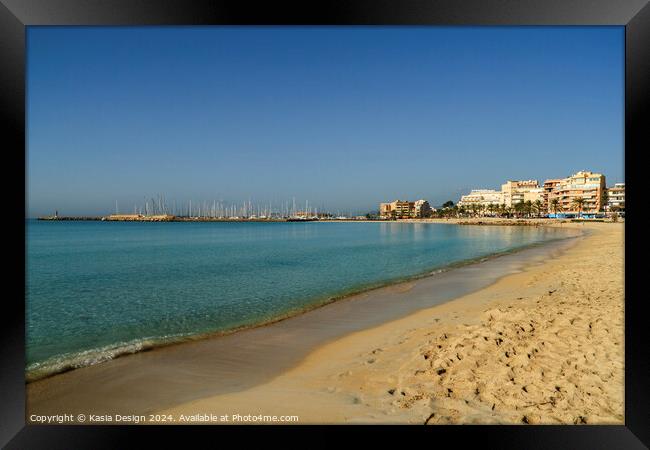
{"left": 26, "top": 220, "right": 571, "bottom": 380}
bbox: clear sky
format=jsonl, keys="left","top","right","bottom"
{"left": 27, "top": 26, "right": 624, "bottom": 217}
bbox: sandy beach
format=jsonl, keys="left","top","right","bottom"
{"left": 158, "top": 222, "right": 624, "bottom": 424}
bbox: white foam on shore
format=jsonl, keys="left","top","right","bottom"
{"left": 26, "top": 334, "right": 192, "bottom": 382}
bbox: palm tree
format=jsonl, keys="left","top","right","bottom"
{"left": 524, "top": 200, "right": 533, "bottom": 218}
{"left": 550, "top": 198, "right": 560, "bottom": 216}
{"left": 533, "top": 200, "right": 543, "bottom": 218}
{"left": 572, "top": 197, "right": 585, "bottom": 217}
{"left": 514, "top": 202, "right": 524, "bottom": 218}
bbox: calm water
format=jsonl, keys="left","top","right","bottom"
{"left": 26, "top": 220, "right": 571, "bottom": 379}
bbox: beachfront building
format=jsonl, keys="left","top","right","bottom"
{"left": 543, "top": 179, "right": 563, "bottom": 212}
{"left": 379, "top": 202, "right": 392, "bottom": 218}
{"left": 545, "top": 170, "right": 607, "bottom": 214}
{"left": 379, "top": 199, "right": 433, "bottom": 219}
{"left": 501, "top": 180, "right": 540, "bottom": 207}
{"left": 379, "top": 200, "right": 414, "bottom": 219}
{"left": 606, "top": 183, "right": 625, "bottom": 211}
{"left": 457, "top": 189, "right": 503, "bottom": 208}
{"left": 414, "top": 199, "right": 434, "bottom": 218}
{"left": 523, "top": 188, "right": 545, "bottom": 204}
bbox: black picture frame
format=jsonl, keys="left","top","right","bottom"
{"left": 1, "top": 0, "right": 647, "bottom": 447}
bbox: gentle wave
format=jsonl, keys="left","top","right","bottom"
{"left": 25, "top": 335, "right": 191, "bottom": 382}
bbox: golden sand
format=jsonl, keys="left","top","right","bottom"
{"left": 161, "top": 222, "right": 624, "bottom": 424}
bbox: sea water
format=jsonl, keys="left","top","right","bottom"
{"left": 26, "top": 220, "right": 571, "bottom": 380}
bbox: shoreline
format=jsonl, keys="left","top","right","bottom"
{"left": 25, "top": 224, "right": 581, "bottom": 383}
{"left": 33, "top": 216, "right": 617, "bottom": 225}
{"left": 26, "top": 224, "right": 586, "bottom": 420}
{"left": 159, "top": 222, "right": 623, "bottom": 424}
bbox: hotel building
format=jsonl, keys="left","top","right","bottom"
{"left": 380, "top": 200, "right": 413, "bottom": 219}
{"left": 606, "top": 183, "right": 625, "bottom": 211}
{"left": 414, "top": 199, "right": 433, "bottom": 217}
{"left": 545, "top": 170, "right": 607, "bottom": 213}
{"left": 379, "top": 199, "right": 433, "bottom": 219}
{"left": 501, "top": 180, "right": 541, "bottom": 207}
{"left": 457, "top": 189, "right": 503, "bottom": 208}
{"left": 543, "top": 179, "right": 563, "bottom": 211}
{"left": 523, "top": 188, "right": 545, "bottom": 204}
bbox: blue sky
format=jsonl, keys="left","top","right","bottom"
{"left": 27, "top": 26, "right": 624, "bottom": 216}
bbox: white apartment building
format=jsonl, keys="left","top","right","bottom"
{"left": 458, "top": 189, "right": 503, "bottom": 208}
{"left": 414, "top": 199, "right": 433, "bottom": 217}
{"left": 501, "top": 180, "right": 540, "bottom": 207}
{"left": 607, "top": 183, "right": 625, "bottom": 211}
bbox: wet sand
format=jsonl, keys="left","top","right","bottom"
{"left": 159, "top": 222, "right": 622, "bottom": 424}
{"left": 27, "top": 225, "right": 583, "bottom": 421}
